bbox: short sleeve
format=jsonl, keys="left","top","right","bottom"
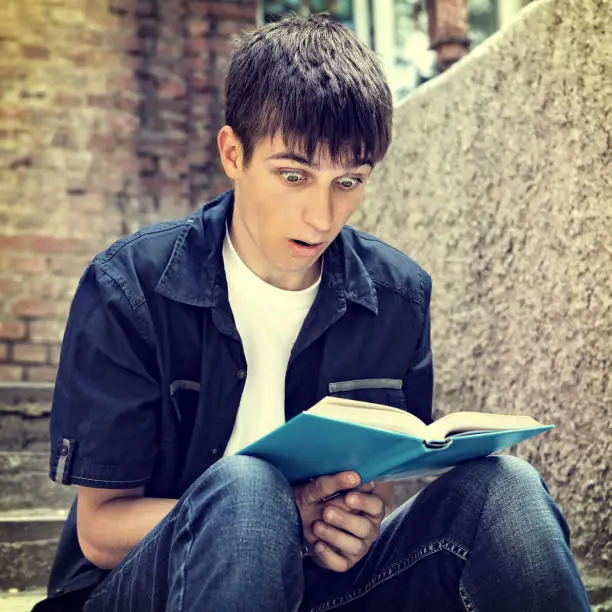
{"left": 402, "top": 272, "right": 434, "bottom": 425}
{"left": 49, "top": 263, "right": 160, "bottom": 488}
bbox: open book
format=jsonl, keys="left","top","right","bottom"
{"left": 308, "top": 397, "right": 545, "bottom": 444}
{"left": 238, "top": 396, "right": 554, "bottom": 484}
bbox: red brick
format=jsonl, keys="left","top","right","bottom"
{"left": 0, "top": 234, "right": 91, "bottom": 254}
{"left": 12, "top": 300, "right": 57, "bottom": 318}
{"left": 190, "top": 3, "right": 256, "bottom": 20}
{"left": 106, "top": 73, "right": 133, "bottom": 93}
{"left": 27, "top": 366, "right": 58, "bottom": 383}
{"left": 26, "top": 280, "right": 62, "bottom": 300}
{"left": 48, "top": 254, "right": 91, "bottom": 277}
{"left": 51, "top": 130, "right": 75, "bottom": 149}
{"left": 88, "top": 94, "right": 115, "bottom": 109}
{"left": 0, "top": 235, "right": 30, "bottom": 251}
{"left": 187, "top": 19, "right": 210, "bottom": 38}
{"left": 29, "top": 236, "right": 92, "bottom": 254}
{"left": 107, "top": 113, "right": 139, "bottom": 134}
{"left": 156, "top": 40, "right": 183, "bottom": 61}
{"left": 21, "top": 44, "right": 51, "bottom": 60}
{"left": 53, "top": 93, "right": 84, "bottom": 107}
{"left": 0, "top": 343, "right": 8, "bottom": 362}
{"left": 159, "top": 80, "right": 187, "bottom": 99}
{"left": 75, "top": 193, "right": 106, "bottom": 213}
{"left": 30, "top": 320, "right": 65, "bottom": 344}
{"left": 0, "top": 66, "right": 28, "bottom": 80}
{"left": 187, "top": 37, "right": 209, "bottom": 56}
{"left": 0, "top": 365, "right": 23, "bottom": 382}
{"left": 0, "top": 279, "right": 20, "bottom": 296}
{"left": 13, "top": 343, "right": 48, "bottom": 364}
{"left": 209, "top": 37, "right": 236, "bottom": 54}
{"left": 0, "top": 321, "right": 27, "bottom": 340}
{"left": 12, "top": 255, "right": 47, "bottom": 275}
{"left": 77, "top": 30, "right": 106, "bottom": 47}
{"left": 185, "top": 56, "right": 210, "bottom": 73}
{"left": 116, "top": 92, "right": 140, "bottom": 112}
{"left": 216, "top": 20, "right": 253, "bottom": 37}
{"left": 0, "top": 109, "right": 28, "bottom": 121}
{"left": 89, "top": 133, "right": 117, "bottom": 153}
{"left": 187, "top": 73, "right": 206, "bottom": 93}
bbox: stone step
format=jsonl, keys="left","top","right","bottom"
{"left": 0, "top": 509, "right": 68, "bottom": 542}
{"left": 0, "top": 452, "right": 76, "bottom": 512}
{"left": 0, "top": 588, "right": 46, "bottom": 612}
{"left": 0, "top": 508, "right": 67, "bottom": 591}
{"left": 580, "top": 563, "right": 612, "bottom": 612}
{"left": 0, "top": 382, "right": 54, "bottom": 405}
{"left": 0, "top": 382, "right": 53, "bottom": 452}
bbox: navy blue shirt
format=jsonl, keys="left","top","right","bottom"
{"left": 44, "top": 189, "right": 433, "bottom": 604}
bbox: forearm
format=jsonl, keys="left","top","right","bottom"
{"left": 78, "top": 493, "right": 177, "bottom": 570}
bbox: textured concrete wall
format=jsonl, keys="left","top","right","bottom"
{"left": 356, "top": 0, "right": 611, "bottom": 571}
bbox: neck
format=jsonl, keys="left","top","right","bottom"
{"left": 228, "top": 216, "right": 321, "bottom": 292}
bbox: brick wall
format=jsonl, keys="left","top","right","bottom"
{"left": 0, "top": 0, "right": 258, "bottom": 382}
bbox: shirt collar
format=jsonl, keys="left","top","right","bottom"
{"left": 155, "top": 189, "right": 378, "bottom": 315}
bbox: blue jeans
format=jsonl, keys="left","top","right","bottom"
{"left": 82, "top": 455, "right": 590, "bottom": 611}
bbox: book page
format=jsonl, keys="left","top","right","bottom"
{"left": 308, "top": 397, "right": 427, "bottom": 437}
{"left": 425, "top": 411, "right": 545, "bottom": 442}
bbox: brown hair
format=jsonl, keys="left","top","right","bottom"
{"left": 224, "top": 12, "right": 393, "bottom": 168}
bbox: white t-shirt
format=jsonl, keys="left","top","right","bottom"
{"left": 222, "top": 228, "right": 321, "bottom": 456}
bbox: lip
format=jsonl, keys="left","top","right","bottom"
{"left": 288, "top": 239, "right": 325, "bottom": 258}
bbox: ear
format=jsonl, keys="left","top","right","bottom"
{"left": 217, "top": 125, "right": 243, "bottom": 180}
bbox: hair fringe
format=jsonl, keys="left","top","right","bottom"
{"left": 224, "top": 12, "right": 393, "bottom": 167}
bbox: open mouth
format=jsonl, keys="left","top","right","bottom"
{"left": 292, "top": 239, "right": 320, "bottom": 247}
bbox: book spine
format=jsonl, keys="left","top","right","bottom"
{"left": 423, "top": 439, "right": 453, "bottom": 449}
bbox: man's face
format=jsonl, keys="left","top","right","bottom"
{"left": 218, "top": 126, "right": 373, "bottom": 291}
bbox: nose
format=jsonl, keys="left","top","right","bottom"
{"left": 303, "top": 187, "right": 333, "bottom": 234}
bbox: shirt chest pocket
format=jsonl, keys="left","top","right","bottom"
{"left": 327, "top": 378, "right": 405, "bottom": 410}
{"left": 169, "top": 380, "right": 201, "bottom": 431}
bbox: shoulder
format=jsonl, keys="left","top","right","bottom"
{"left": 340, "top": 226, "right": 431, "bottom": 306}
{"left": 95, "top": 217, "right": 187, "bottom": 270}
{"left": 89, "top": 217, "right": 191, "bottom": 304}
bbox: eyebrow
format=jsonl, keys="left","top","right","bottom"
{"left": 266, "top": 151, "right": 373, "bottom": 170}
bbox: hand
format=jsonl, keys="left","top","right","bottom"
{"left": 293, "top": 471, "right": 385, "bottom": 572}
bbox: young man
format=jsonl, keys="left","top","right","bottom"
{"left": 38, "top": 13, "right": 590, "bottom": 612}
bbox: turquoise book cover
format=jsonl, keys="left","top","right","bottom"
{"left": 237, "top": 413, "right": 554, "bottom": 484}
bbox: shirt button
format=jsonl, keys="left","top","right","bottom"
{"left": 236, "top": 369, "right": 247, "bottom": 380}
{"left": 59, "top": 443, "right": 69, "bottom": 456}
{"left": 209, "top": 447, "right": 220, "bottom": 456}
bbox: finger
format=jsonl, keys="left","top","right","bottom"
{"left": 344, "top": 491, "right": 385, "bottom": 519}
{"left": 313, "top": 540, "right": 352, "bottom": 573}
{"left": 322, "top": 506, "right": 378, "bottom": 541}
{"left": 323, "top": 485, "right": 377, "bottom": 516}
{"left": 356, "top": 481, "right": 376, "bottom": 493}
{"left": 303, "top": 472, "right": 360, "bottom": 504}
{"left": 313, "top": 519, "right": 369, "bottom": 559}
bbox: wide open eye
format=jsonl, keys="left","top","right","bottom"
{"left": 280, "top": 170, "right": 306, "bottom": 184}
{"left": 337, "top": 177, "right": 363, "bottom": 190}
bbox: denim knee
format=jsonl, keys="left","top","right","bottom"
{"left": 448, "top": 454, "right": 544, "bottom": 494}
{"left": 180, "top": 455, "right": 301, "bottom": 541}
{"left": 447, "top": 454, "right": 563, "bottom": 529}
